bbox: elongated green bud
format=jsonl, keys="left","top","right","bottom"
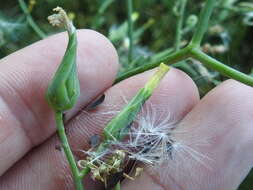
{"left": 103, "top": 63, "right": 170, "bottom": 142}
{"left": 46, "top": 7, "right": 80, "bottom": 112}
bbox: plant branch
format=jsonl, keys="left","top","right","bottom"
{"left": 55, "top": 112, "right": 83, "bottom": 190}
{"left": 18, "top": 0, "right": 46, "bottom": 39}
{"left": 174, "top": 0, "right": 187, "bottom": 51}
{"left": 114, "top": 47, "right": 191, "bottom": 84}
{"left": 114, "top": 43, "right": 253, "bottom": 87}
{"left": 127, "top": 0, "right": 133, "bottom": 64}
{"left": 190, "top": 49, "right": 253, "bottom": 86}
{"left": 189, "top": 0, "right": 216, "bottom": 47}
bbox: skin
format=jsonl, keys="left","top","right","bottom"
{"left": 0, "top": 30, "right": 252, "bottom": 190}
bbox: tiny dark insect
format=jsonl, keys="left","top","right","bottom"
{"left": 86, "top": 94, "right": 105, "bottom": 111}
{"left": 55, "top": 144, "right": 62, "bottom": 151}
{"left": 166, "top": 140, "right": 174, "bottom": 159}
{"left": 89, "top": 134, "right": 101, "bottom": 148}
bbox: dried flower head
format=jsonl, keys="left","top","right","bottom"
{"left": 202, "top": 43, "right": 227, "bottom": 54}
{"left": 48, "top": 6, "right": 75, "bottom": 34}
{"left": 78, "top": 149, "right": 126, "bottom": 184}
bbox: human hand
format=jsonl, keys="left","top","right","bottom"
{"left": 0, "top": 30, "right": 252, "bottom": 190}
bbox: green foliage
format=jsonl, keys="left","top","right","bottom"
{"left": 0, "top": 0, "right": 253, "bottom": 189}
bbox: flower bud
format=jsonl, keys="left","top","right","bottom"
{"left": 46, "top": 7, "right": 80, "bottom": 112}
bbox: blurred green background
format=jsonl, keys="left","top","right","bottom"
{"left": 0, "top": 0, "right": 252, "bottom": 189}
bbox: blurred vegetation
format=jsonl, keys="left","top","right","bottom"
{"left": 0, "top": 0, "right": 252, "bottom": 189}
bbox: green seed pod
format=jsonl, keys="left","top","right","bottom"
{"left": 46, "top": 7, "right": 80, "bottom": 112}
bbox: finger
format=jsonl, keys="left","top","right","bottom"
{"left": 125, "top": 80, "right": 253, "bottom": 190}
{"left": 0, "top": 29, "right": 118, "bottom": 175}
{"left": 0, "top": 68, "right": 199, "bottom": 189}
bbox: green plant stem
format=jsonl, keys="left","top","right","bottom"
{"left": 98, "top": 0, "right": 114, "bottom": 14}
{"left": 18, "top": 0, "right": 46, "bottom": 39}
{"left": 114, "top": 44, "right": 253, "bottom": 87}
{"left": 79, "top": 167, "right": 90, "bottom": 179}
{"left": 127, "top": 0, "right": 133, "bottom": 64}
{"left": 115, "top": 182, "right": 121, "bottom": 190}
{"left": 190, "top": 49, "right": 253, "bottom": 86}
{"left": 114, "top": 47, "right": 191, "bottom": 84}
{"left": 174, "top": 0, "right": 187, "bottom": 51}
{"left": 189, "top": 0, "right": 216, "bottom": 47}
{"left": 55, "top": 112, "right": 83, "bottom": 190}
